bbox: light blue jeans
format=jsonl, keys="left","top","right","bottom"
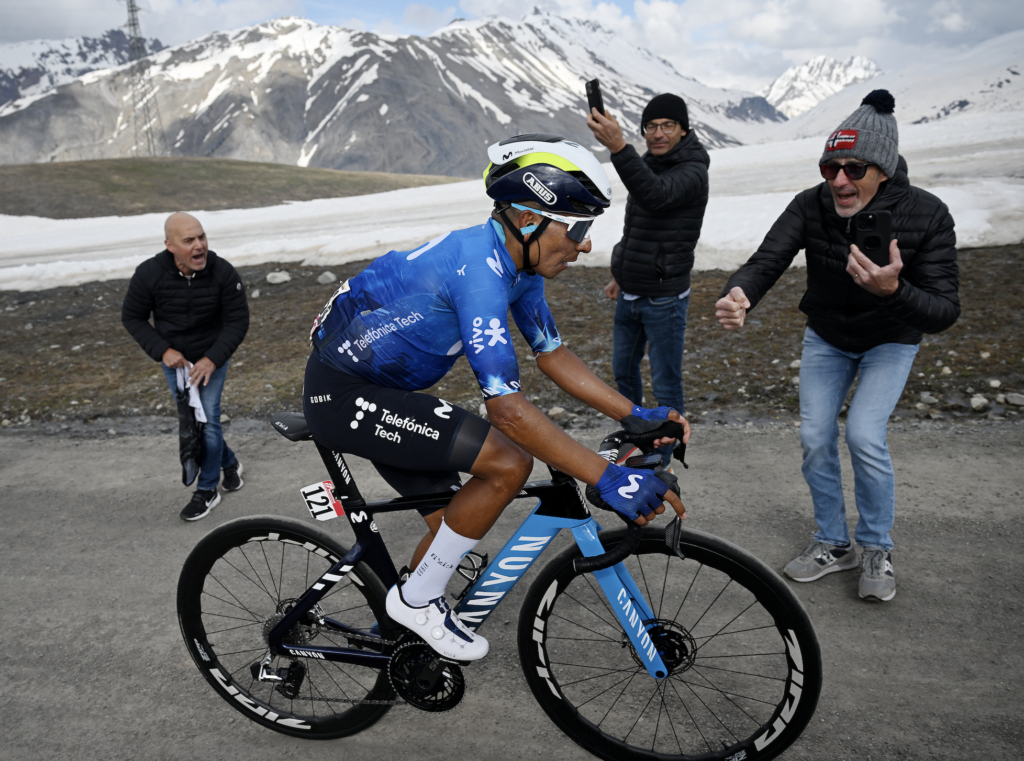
{"left": 613, "top": 293, "right": 689, "bottom": 465}
{"left": 799, "top": 327, "right": 918, "bottom": 551}
{"left": 162, "top": 361, "right": 236, "bottom": 491}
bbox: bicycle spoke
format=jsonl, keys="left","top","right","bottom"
{"left": 692, "top": 599, "right": 761, "bottom": 655}
{"left": 657, "top": 553, "right": 671, "bottom": 618}
{"left": 547, "top": 611, "right": 620, "bottom": 643}
{"left": 559, "top": 586, "right": 619, "bottom": 633}
{"left": 670, "top": 559, "right": 704, "bottom": 624}
{"left": 668, "top": 673, "right": 716, "bottom": 754}
{"left": 692, "top": 662, "right": 787, "bottom": 682}
{"left": 259, "top": 542, "right": 282, "bottom": 601}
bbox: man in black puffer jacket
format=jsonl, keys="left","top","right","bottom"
{"left": 123, "top": 212, "right": 250, "bottom": 521}
{"left": 587, "top": 94, "right": 709, "bottom": 467}
{"left": 716, "top": 90, "right": 959, "bottom": 603}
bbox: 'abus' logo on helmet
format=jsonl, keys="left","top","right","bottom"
{"left": 524, "top": 173, "right": 556, "bottom": 205}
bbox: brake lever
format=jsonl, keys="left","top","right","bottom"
{"left": 664, "top": 517, "right": 686, "bottom": 561}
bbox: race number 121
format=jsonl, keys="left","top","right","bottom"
{"left": 299, "top": 480, "right": 345, "bottom": 521}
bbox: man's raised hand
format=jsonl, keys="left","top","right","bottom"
{"left": 847, "top": 239, "right": 902, "bottom": 297}
{"left": 586, "top": 108, "right": 627, "bottom": 154}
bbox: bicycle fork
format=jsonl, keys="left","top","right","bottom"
{"left": 570, "top": 522, "right": 671, "bottom": 679}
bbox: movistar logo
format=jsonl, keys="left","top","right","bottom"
{"left": 524, "top": 172, "right": 556, "bottom": 205}
{"left": 618, "top": 475, "right": 642, "bottom": 499}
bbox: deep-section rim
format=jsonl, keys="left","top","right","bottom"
{"left": 176, "top": 515, "right": 397, "bottom": 739}
{"left": 518, "top": 525, "right": 822, "bottom": 761}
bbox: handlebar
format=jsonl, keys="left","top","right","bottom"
{"left": 573, "top": 422, "right": 687, "bottom": 573}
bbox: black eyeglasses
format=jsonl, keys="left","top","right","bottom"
{"left": 819, "top": 162, "right": 875, "bottom": 181}
{"left": 643, "top": 120, "right": 679, "bottom": 135}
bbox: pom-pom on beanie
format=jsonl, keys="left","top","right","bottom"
{"left": 820, "top": 89, "right": 898, "bottom": 177}
{"left": 641, "top": 94, "right": 689, "bottom": 135}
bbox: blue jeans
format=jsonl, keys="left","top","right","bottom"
{"left": 162, "top": 361, "right": 236, "bottom": 491}
{"left": 613, "top": 294, "right": 689, "bottom": 464}
{"left": 799, "top": 328, "right": 918, "bottom": 551}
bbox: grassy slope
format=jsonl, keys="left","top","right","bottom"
{"left": 0, "top": 157, "right": 459, "bottom": 219}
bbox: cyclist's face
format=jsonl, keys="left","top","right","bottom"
{"left": 532, "top": 220, "right": 593, "bottom": 278}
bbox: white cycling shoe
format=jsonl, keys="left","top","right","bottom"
{"left": 385, "top": 583, "right": 489, "bottom": 662}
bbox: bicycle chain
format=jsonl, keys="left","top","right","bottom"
{"left": 283, "top": 629, "right": 406, "bottom": 707}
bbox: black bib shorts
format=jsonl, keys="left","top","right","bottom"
{"left": 302, "top": 352, "right": 491, "bottom": 515}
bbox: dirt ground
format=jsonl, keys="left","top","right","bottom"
{"left": 1, "top": 243, "right": 1021, "bottom": 432}
{"left": 0, "top": 418, "right": 1021, "bottom": 760}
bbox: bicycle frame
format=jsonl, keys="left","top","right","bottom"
{"left": 265, "top": 442, "right": 670, "bottom": 679}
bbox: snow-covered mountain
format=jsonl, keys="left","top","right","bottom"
{"left": 767, "top": 29, "right": 1024, "bottom": 142}
{"left": 0, "top": 10, "right": 783, "bottom": 175}
{"left": 0, "top": 29, "right": 163, "bottom": 108}
{"left": 761, "top": 56, "right": 881, "bottom": 118}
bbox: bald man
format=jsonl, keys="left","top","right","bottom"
{"left": 123, "top": 213, "right": 250, "bottom": 521}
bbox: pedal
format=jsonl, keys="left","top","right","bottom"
{"left": 452, "top": 551, "right": 488, "bottom": 600}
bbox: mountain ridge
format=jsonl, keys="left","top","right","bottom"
{"left": 761, "top": 55, "right": 881, "bottom": 118}
{"left": 0, "top": 29, "right": 163, "bottom": 108}
{"left": 0, "top": 11, "right": 784, "bottom": 175}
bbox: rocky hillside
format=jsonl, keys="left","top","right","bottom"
{"left": 0, "top": 11, "right": 784, "bottom": 176}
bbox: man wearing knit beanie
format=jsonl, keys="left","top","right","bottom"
{"left": 715, "top": 89, "right": 960, "bottom": 603}
{"left": 586, "top": 93, "right": 709, "bottom": 468}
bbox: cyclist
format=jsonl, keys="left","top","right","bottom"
{"left": 302, "top": 134, "right": 689, "bottom": 662}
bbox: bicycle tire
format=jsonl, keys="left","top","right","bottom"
{"left": 177, "top": 515, "right": 397, "bottom": 739}
{"left": 518, "top": 525, "right": 821, "bottom": 761}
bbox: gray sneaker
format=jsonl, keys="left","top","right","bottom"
{"left": 783, "top": 540, "right": 859, "bottom": 582}
{"left": 859, "top": 548, "right": 896, "bottom": 601}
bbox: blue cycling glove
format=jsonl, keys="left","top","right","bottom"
{"left": 620, "top": 404, "right": 677, "bottom": 434}
{"left": 594, "top": 463, "right": 669, "bottom": 522}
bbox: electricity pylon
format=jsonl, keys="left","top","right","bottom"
{"left": 124, "top": 0, "right": 166, "bottom": 156}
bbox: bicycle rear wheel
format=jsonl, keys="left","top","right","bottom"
{"left": 518, "top": 526, "right": 821, "bottom": 761}
{"left": 177, "top": 515, "right": 397, "bottom": 739}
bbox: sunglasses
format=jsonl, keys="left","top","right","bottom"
{"left": 510, "top": 203, "right": 597, "bottom": 242}
{"left": 819, "top": 162, "right": 875, "bottom": 181}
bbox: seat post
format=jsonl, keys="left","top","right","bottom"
{"left": 315, "top": 442, "right": 366, "bottom": 508}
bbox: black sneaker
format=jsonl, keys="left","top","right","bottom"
{"left": 181, "top": 489, "right": 221, "bottom": 521}
{"left": 222, "top": 460, "right": 244, "bottom": 492}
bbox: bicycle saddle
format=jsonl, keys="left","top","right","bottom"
{"left": 270, "top": 412, "right": 313, "bottom": 442}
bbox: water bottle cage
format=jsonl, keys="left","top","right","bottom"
{"left": 452, "top": 551, "right": 489, "bottom": 600}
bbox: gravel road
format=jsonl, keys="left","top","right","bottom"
{"left": 2, "top": 418, "right": 1021, "bottom": 760}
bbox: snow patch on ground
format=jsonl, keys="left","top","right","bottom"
{"left": 1, "top": 111, "right": 1022, "bottom": 292}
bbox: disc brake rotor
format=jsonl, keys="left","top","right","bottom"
{"left": 626, "top": 619, "right": 696, "bottom": 674}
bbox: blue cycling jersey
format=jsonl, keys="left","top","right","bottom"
{"left": 310, "top": 219, "right": 561, "bottom": 398}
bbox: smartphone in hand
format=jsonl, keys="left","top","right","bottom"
{"left": 853, "top": 210, "right": 893, "bottom": 267}
{"left": 586, "top": 79, "right": 604, "bottom": 116}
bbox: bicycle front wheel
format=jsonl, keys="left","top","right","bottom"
{"left": 177, "top": 515, "right": 397, "bottom": 739}
{"left": 518, "top": 526, "right": 821, "bottom": 761}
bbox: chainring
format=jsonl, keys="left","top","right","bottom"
{"left": 387, "top": 641, "right": 465, "bottom": 712}
{"left": 626, "top": 619, "right": 696, "bottom": 674}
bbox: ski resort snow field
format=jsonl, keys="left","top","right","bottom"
{"left": 1, "top": 112, "right": 1021, "bottom": 292}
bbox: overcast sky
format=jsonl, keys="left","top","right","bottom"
{"left": 2, "top": 0, "right": 1022, "bottom": 91}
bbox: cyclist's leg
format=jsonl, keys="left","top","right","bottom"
{"left": 371, "top": 463, "right": 456, "bottom": 568}
{"left": 303, "top": 353, "right": 531, "bottom": 597}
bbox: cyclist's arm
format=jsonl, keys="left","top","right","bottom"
{"left": 535, "top": 346, "right": 691, "bottom": 446}
{"left": 484, "top": 393, "right": 685, "bottom": 524}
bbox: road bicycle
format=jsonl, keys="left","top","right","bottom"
{"left": 177, "top": 411, "right": 821, "bottom": 761}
